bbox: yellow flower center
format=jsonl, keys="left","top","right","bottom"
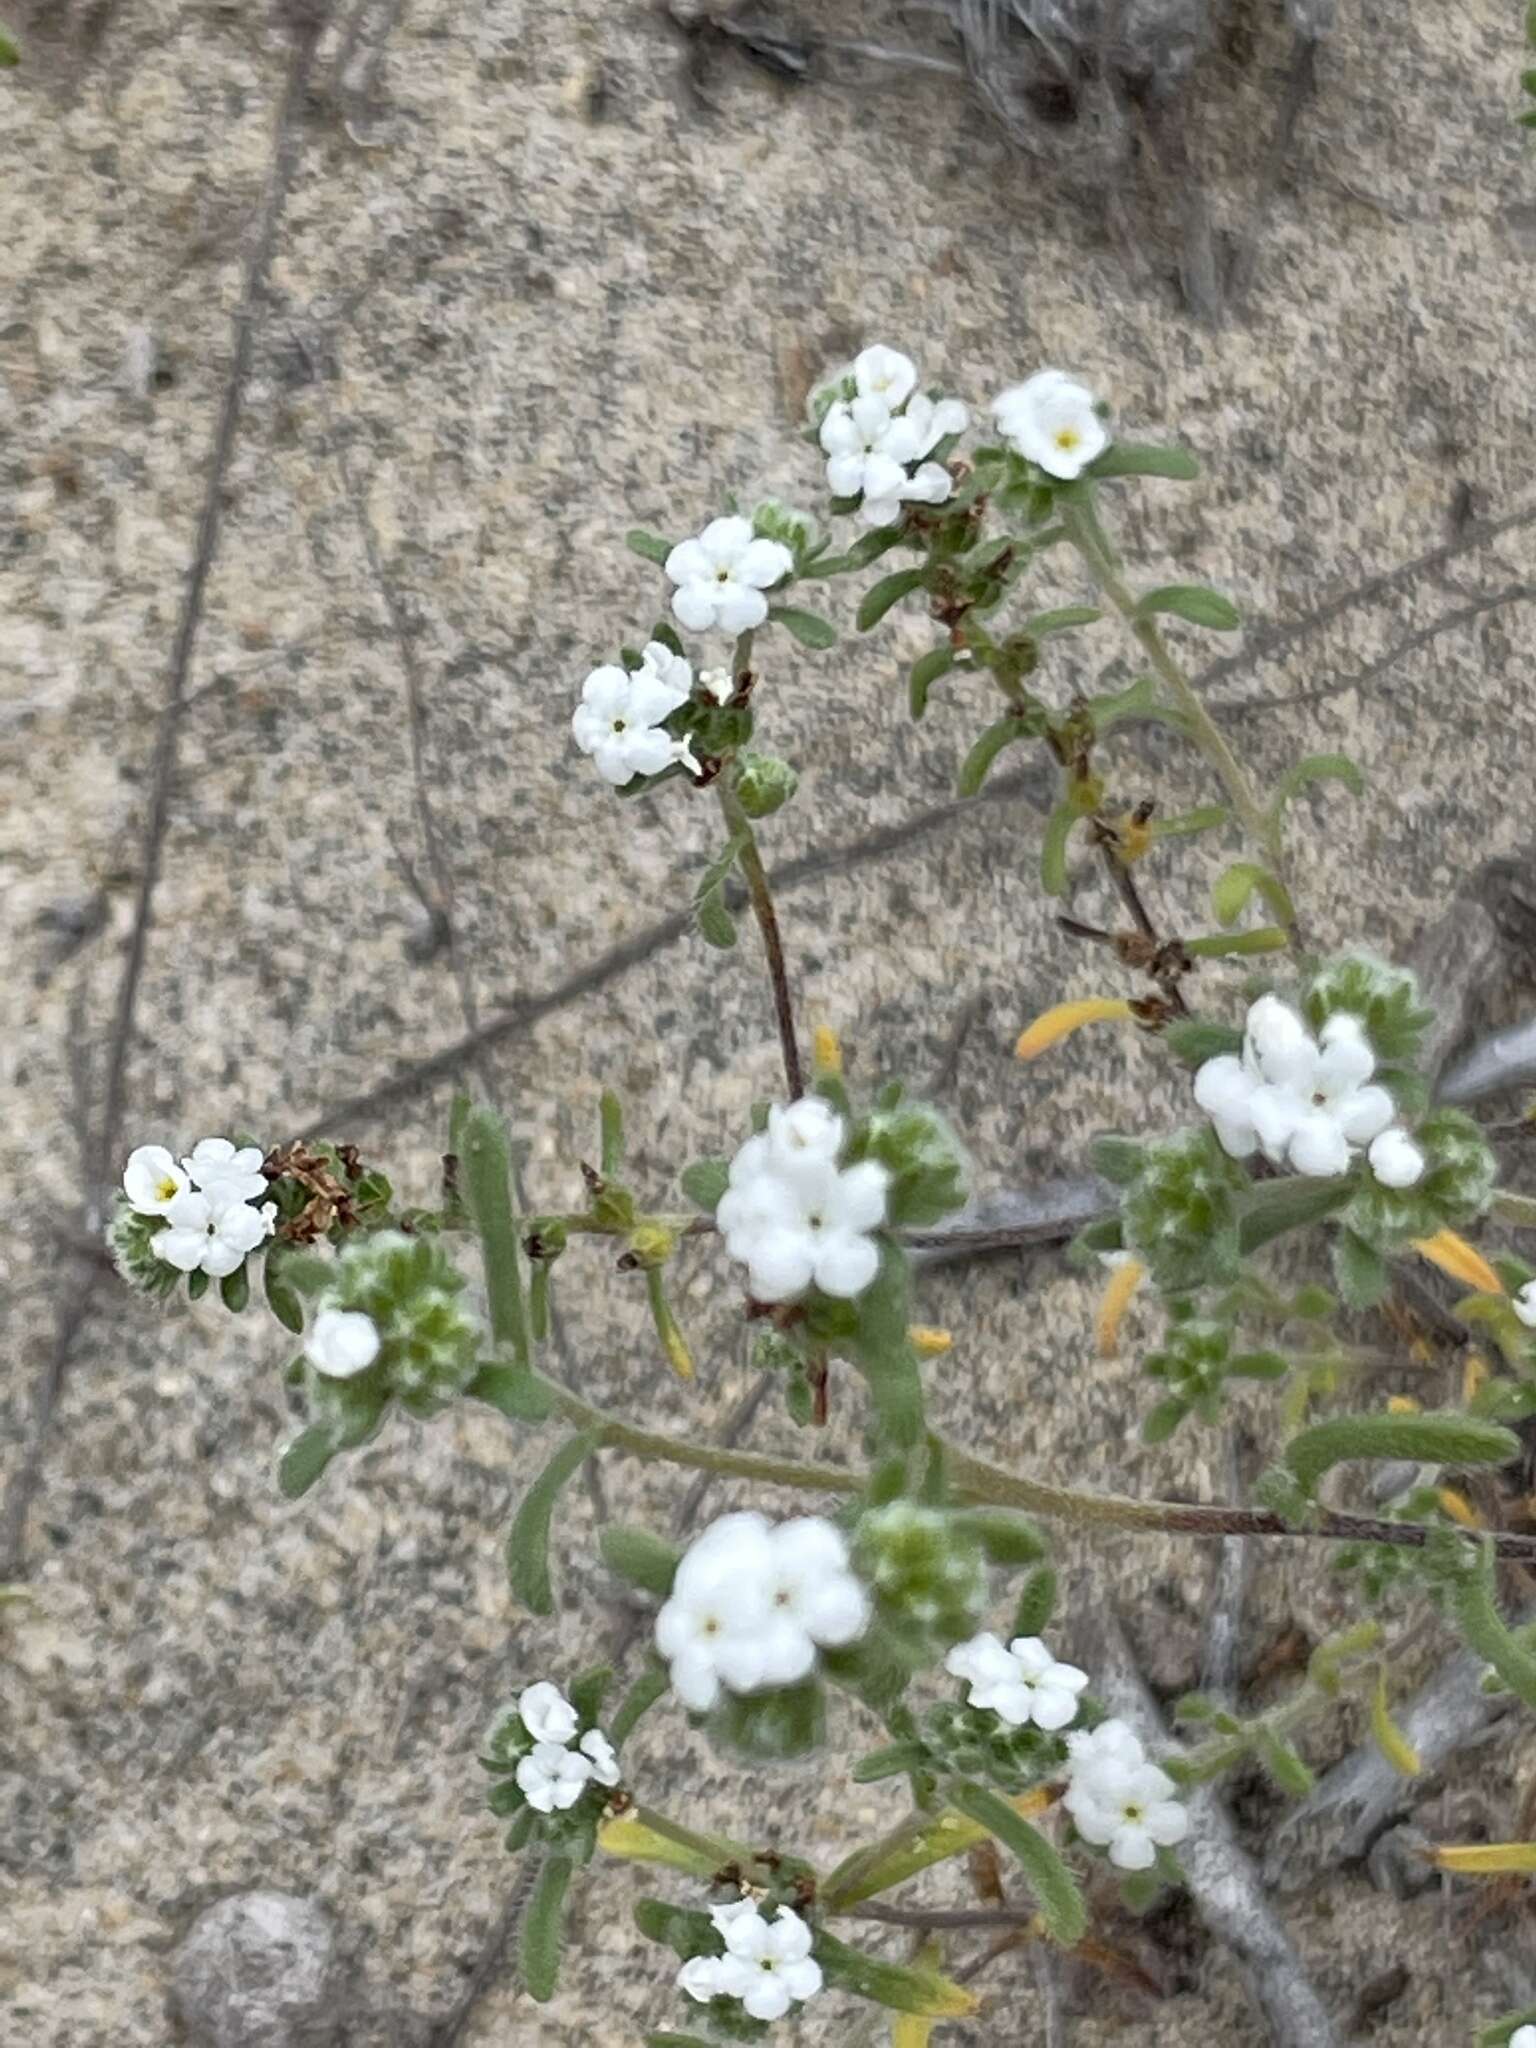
{"left": 1054, "top": 427, "right": 1081, "bottom": 452}
{"left": 155, "top": 1176, "right": 179, "bottom": 1201}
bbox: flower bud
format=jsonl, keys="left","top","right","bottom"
{"left": 1121, "top": 1127, "right": 1247, "bottom": 1295}
{"left": 852, "top": 1502, "right": 988, "bottom": 1658}
{"left": 107, "top": 1203, "right": 184, "bottom": 1299}
{"left": 1344, "top": 1108, "right": 1496, "bottom": 1253}
{"left": 735, "top": 752, "right": 799, "bottom": 819}
{"left": 846, "top": 1095, "right": 969, "bottom": 1228}
{"left": 307, "top": 1229, "right": 480, "bottom": 1424}
{"left": 625, "top": 1221, "right": 678, "bottom": 1269}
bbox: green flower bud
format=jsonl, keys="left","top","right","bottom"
{"left": 752, "top": 497, "right": 823, "bottom": 564}
{"left": 1344, "top": 1108, "right": 1497, "bottom": 1252}
{"left": 1145, "top": 1318, "right": 1231, "bottom": 1404}
{"left": 1303, "top": 954, "right": 1434, "bottom": 1066}
{"left": 735, "top": 751, "right": 799, "bottom": 819}
{"left": 852, "top": 1502, "right": 988, "bottom": 1658}
{"left": 1121, "top": 1127, "right": 1247, "bottom": 1295}
{"left": 847, "top": 1095, "right": 969, "bottom": 1228}
{"left": 106, "top": 1200, "right": 183, "bottom": 1300}
{"left": 311, "top": 1229, "right": 480, "bottom": 1421}
{"left": 919, "top": 1699, "right": 1066, "bottom": 1793}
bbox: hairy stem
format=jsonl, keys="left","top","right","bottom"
{"left": 717, "top": 776, "right": 804, "bottom": 1098}
{"left": 1058, "top": 491, "right": 1281, "bottom": 870}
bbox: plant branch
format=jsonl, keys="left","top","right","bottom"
{"left": 717, "top": 777, "right": 804, "bottom": 1098}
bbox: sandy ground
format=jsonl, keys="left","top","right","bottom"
{"left": 5, "top": 0, "right": 1536, "bottom": 2042}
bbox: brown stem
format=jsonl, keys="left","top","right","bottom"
{"left": 846, "top": 1903, "right": 1043, "bottom": 1931}
{"left": 718, "top": 779, "right": 804, "bottom": 1098}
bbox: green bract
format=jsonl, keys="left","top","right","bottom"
{"left": 845, "top": 1095, "right": 969, "bottom": 1228}
{"left": 1343, "top": 1108, "right": 1497, "bottom": 1252}
{"left": 852, "top": 1502, "right": 988, "bottom": 1659}
{"left": 1121, "top": 1127, "right": 1248, "bottom": 1295}
{"left": 1302, "top": 954, "right": 1434, "bottom": 1067}
{"left": 307, "top": 1229, "right": 481, "bottom": 1428}
{"left": 918, "top": 1699, "right": 1069, "bottom": 1793}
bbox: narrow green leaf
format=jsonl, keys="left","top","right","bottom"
{"left": 599, "top": 1090, "right": 624, "bottom": 1177}
{"left": 1285, "top": 1412, "right": 1518, "bottom": 1499}
{"left": 1212, "top": 861, "right": 1295, "bottom": 930}
{"left": 1022, "top": 605, "right": 1103, "bottom": 636}
{"left": 186, "top": 1269, "right": 210, "bottom": 1301}
{"left": 626, "top": 528, "right": 672, "bottom": 566}
{"left": 695, "top": 886, "right": 736, "bottom": 949}
{"left": 909, "top": 645, "right": 956, "bottom": 721}
{"left": 957, "top": 713, "right": 1033, "bottom": 799}
{"left": 1332, "top": 1228, "right": 1389, "bottom": 1309}
{"left": 468, "top": 1363, "right": 556, "bottom": 1423}
{"left": 599, "top": 1523, "right": 682, "bottom": 1597}
{"left": 770, "top": 605, "right": 837, "bottom": 649}
{"left": 1142, "top": 1395, "right": 1188, "bottom": 1444}
{"left": 947, "top": 1780, "right": 1087, "bottom": 1945}
{"left": 1012, "top": 1565, "right": 1058, "bottom": 1637}
{"left": 812, "top": 1928, "right": 978, "bottom": 2018}
{"left": 520, "top": 1853, "right": 575, "bottom": 2002}
{"left": 1270, "top": 752, "right": 1364, "bottom": 823}
{"left": 1256, "top": 1730, "right": 1315, "bottom": 1796}
{"left": 1039, "top": 799, "right": 1075, "bottom": 897}
{"left": 952, "top": 1508, "right": 1045, "bottom": 1565}
{"left": 264, "top": 1248, "right": 305, "bottom": 1335}
{"left": 609, "top": 1663, "right": 671, "bottom": 1745}
{"left": 1087, "top": 442, "right": 1200, "bottom": 482}
{"left": 852, "top": 1241, "right": 924, "bottom": 1451}
{"left": 569, "top": 1665, "right": 612, "bottom": 1725}
{"left": 1227, "top": 1350, "right": 1289, "bottom": 1381}
{"left": 528, "top": 1259, "right": 551, "bottom": 1342}
{"left": 857, "top": 567, "right": 925, "bottom": 631}
{"left": 1239, "top": 1175, "right": 1353, "bottom": 1251}
{"left": 277, "top": 1427, "right": 334, "bottom": 1500}
{"left": 219, "top": 1264, "right": 250, "bottom": 1313}
{"left": 462, "top": 1105, "right": 530, "bottom": 1370}
{"left": 1444, "top": 1539, "right": 1536, "bottom": 1710}
{"left": 1163, "top": 1018, "right": 1244, "bottom": 1066}
{"left": 852, "top": 1741, "right": 930, "bottom": 1783}
{"left": 1185, "top": 926, "right": 1290, "bottom": 958}
{"left": 1153, "top": 804, "right": 1230, "bottom": 840}
{"left": 646, "top": 2035, "right": 715, "bottom": 2048}
{"left": 1137, "top": 584, "right": 1242, "bottom": 632}
{"left": 1086, "top": 673, "right": 1168, "bottom": 735}
{"left": 507, "top": 1430, "right": 603, "bottom": 1615}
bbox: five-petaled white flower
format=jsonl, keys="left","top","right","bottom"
{"left": 515, "top": 1740, "right": 593, "bottom": 1814}
{"left": 1509, "top": 2028, "right": 1536, "bottom": 2048}
{"left": 1063, "top": 1717, "right": 1190, "bottom": 1871}
{"left": 152, "top": 1185, "right": 276, "bottom": 1277}
{"left": 519, "top": 1681, "right": 580, "bottom": 1745}
{"left": 304, "top": 1308, "right": 381, "bottom": 1379}
{"left": 1193, "top": 996, "right": 1422, "bottom": 1183}
{"left": 655, "top": 1510, "right": 870, "bottom": 1712}
{"left": 716, "top": 1100, "right": 889, "bottom": 1303}
{"left": 992, "top": 369, "right": 1109, "bottom": 481}
{"left": 853, "top": 344, "right": 918, "bottom": 408}
{"left": 946, "top": 1631, "right": 1089, "bottom": 1731}
{"left": 123, "top": 1145, "right": 189, "bottom": 1216}
{"left": 665, "top": 517, "right": 792, "bottom": 634}
{"left": 572, "top": 642, "right": 696, "bottom": 786}
{"left": 1514, "top": 1281, "right": 1536, "bottom": 1329}
{"left": 676, "top": 1901, "right": 824, "bottom": 2021}
{"left": 819, "top": 382, "right": 966, "bottom": 529}
{"left": 182, "top": 1137, "right": 269, "bottom": 1203}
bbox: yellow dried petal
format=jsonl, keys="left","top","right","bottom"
{"left": 1434, "top": 1841, "right": 1536, "bottom": 1875}
{"left": 1463, "top": 1350, "right": 1490, "bottom": 1404}
{"left": 1369, "top": 1669, "right": 1422, "bottom": 1779}
{"left": 1411, "top": 1230, "right": 1502, "bottom": 1297}
{"left": 812, "top": 1024, "right": 843, "bottom": 1077}
{"left": 1016, "top": 998, "right": 1134, "bottom": 1062}
{"left": 1096, "top": 1256, "right": 1147, "bottom": 1358}
{"left": 1436, "top": 1487, "right": 1479, "bottom": 1529}
{"left": 1386, "top": 1394, "right": 1420, "bottom": 1415}
{"left": 909, "top": 1325, "right": 953, "bottom": 1357}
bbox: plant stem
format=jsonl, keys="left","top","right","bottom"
{"left": 1058, "top": 490, "right": 1282, "bottom": 871}
{"left": 717, "top": 776, "right": 804, "bottom": 1098}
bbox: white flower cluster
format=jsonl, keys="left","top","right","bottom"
{"left": 665, "top": 516, "right": 793, "bottom": 635}
{"left": 677, "top": 1899, "right": 823, "bottom": 2022}
{"left": 572, "top": 639, "right": 700, "bottom": 787}
{"left": 655, "top": 1511, "right": 870, "bottom": 1712}
{"left": 1063, "top": 1718, "right": 1190, "bottom": 1872}
{"left": 716, "top": 1097, "right": 889, "bottom": 1303}
{"left": 946, "top": 1630, "right": 1089, "bottom": 1732}
{"left": 991, "top": 369, "right": 1109, "bottom": 481}
{"left": 1194, "top": 995, "right": 1424, "bottom": 1186}
{"left": 818, "top": 344, "right": 967, "bottom": 529}
{"left": 122, "top": 1139, "right": 277, "bottom": 1278}
{"left": 508, "top": 1680, "right": 621, "bottom": 1815}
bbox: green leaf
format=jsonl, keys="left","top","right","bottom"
{"left": 1136, "top": 584, "right": 1242, "bottom": 632}
{"left": 1256, "top": 1729, "right": 1315, "bottom": 1796}
{"left": 1091, "top": 1135, "right": 1146, "bottom": 1186}
{"left": 1285, "top": 1412, "right": 1518, "bottom": 1499}
{"left": 1038, "top": 798, "right": 1075, "bottom": 897}
{"left": 1442, "top": 1539, "right": 1536, "bottom": 1711}
{"left": 947, "top": 1780, "right": 1087, "bottom": 1945}
{"left": 507, "top": 1430, "right": 603, "bottom": 1615}
{"left": 1332, "top": 1228, "right": 1389, "bottom": 1309}
{"left": 679, "top": 1159, "right": 729, "bottom": 1211}
{"left": 1021, "top": 605, "right": 1103, "bottom": 636}
{"left": 851, "top": 1241, "right": 924, "bottom": 1451}
{"left": 520, "top": 1853, "right": 574, "bottom": 2002}
{"left": 609, "top": 1663, "right": 671, "bottom": 1744}
{"left": 1270, "top": 752, "right": 1364, "bottom": 823}
{"left": 186, "top": 1269, "right": 210, "bottom": 1301}
{"left": 277, "top": 1427, "right": 334, "bottom": 1500}
{"left": 857, "top": 567, "right": 926, "bottom": 631}
{"left": 952, "top": 1508, "right": 1045, "bottom": 1565}
{"left": 219, "top": 1264, "right": 250, "bottom": 1313}
{"left": 957, "top": 713, "right": 1035, "bottom": 799}
{"left": 695, "top": 887, "right": 736, "bottom": 949}
{"left": 569, "top": 1665, "right": 612, "bottom": 1725}
{"left": 1212, "top": 861, "right": 1295, "bottom": 930}
{"left": 264, "top": 1248, "right": 305, "bottom": 1335}
{"left": 626, "top": 528, "right": 672, "bottom": 566}
{"left": 1185, "top": 926, "right": 1290, "bottom": 958}
{"left": 0, "top": 30, "right": 17, "bottom": 65}
{"left": 852, "top": 1741, "right": 928, "bottom": 1783}
{"left": 1142, "top": 1395, "right": 1188, "bottom": 1444}
{"left": 909, "top": 645, "right": 956, "bottom": 721}
{"left": 1087, "top": 442, "right": 1200, "bottom": 482}
{"left": 1163, "top": 1019, "right": 1244, "bottom": 1066}
{"left": 468, "top": 1364, "right": 556, "bottom": 1424}
{"left": 646, "top": 2035, "right": 715, "bottom": 2048}
{"left": 1012, "top": 1565, "right": 1057, "bottom": 1636}
{"left": 599, "top": 1090, "right": 625, "bottom": 1177}
{"left": 1239, "top": 1174, "right": 1352, "bottom": 1253}
{"left": 1153, "top": 804, "right": 1230, "bottom": 840}
{"left": 461, "top": 1105, "right": 531, "bottom": 1371}
{"left": 812, "top": 1928, "right": 978, "bottom": 2018}
{"left": 710, "top": 1679, "right": 825, "bottom": 1762}
{"left": 600, "top": 1524, "right": 682, "bottom": 1597}
{"left": 770, "top": 604, "right": 837, "bottom": 649}
{"left": 1227, "top": 1350, "right": 1289, "bottom": 1381}
{"left": 1086, "top": 673, "right": 1170, "bottom": 736}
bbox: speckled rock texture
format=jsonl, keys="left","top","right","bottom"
{"left": 170, "top": 1891, "right": 343, "bottom": 2048}
{"left": 5, "top": 1, "right": 1536, "bottom": 2044}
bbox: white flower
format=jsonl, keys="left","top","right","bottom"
{"left": 854, "top": 344, "right": 918, "bottom": 407}
{"left": 123, "top": 1144, "right": 189, "bottom": 1216}
{"left": 152, "top": 1186, "right": 276, "bottom": 1277}
{"left": 304, "top": 1308, "right": 381, "bottom": 1379}
{"left": 1367, "top": 1127, "right": 1425, "bottom": 1189}
{"left": 945, "top": 1631, "right": 1089, "bottom": 1732}
{"left": 700, "top": 665, "right": 734, "bottom": 704}
{"left": 514, "top": 1740, "right": 592, "bottom": 1814}
{"left": 1064, "top": 1718, "right": 1189, "bottom": 1872}
{"left": 677, "top": 1954, "right": 736, "bottom": 2003}
{"left": 1193, "top": 998, "right": 1397, "bottom": 1178}
{"left": 713, "top": 1903, "right": 823, "bottom": 2021}
{"left": 578, "top": 1727, "right": 621, "bottom": 1786}
{"left": 181, "top": 1137, "right": 269, "bottom": 1203}
{"left": 572, "top": 642, "right": 695, "bottom": 786}
{"left": 992, "top": 370, "right": 1109, "bottom": 480}
{"left": 716, "top": 1101, "right": 888, "bottom": 1303}
{"left": 655, "top": 1510, "right": 870, "bottom": 1710}
{"left": 518, "top": 1680, "right": 580, "bottom": 1745}
{"left": 665, "top": 517, "right": 792, "bottom": 634}
{"left": 819, "top": 384, "right": 966, "bottom": 528}
{"left": 1510, "top": 2029, "right": 1536, "bottom": 2048}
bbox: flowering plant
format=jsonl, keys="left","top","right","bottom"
{"left": 114, "top": 344, "right": 1536, "bottom": 2040}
